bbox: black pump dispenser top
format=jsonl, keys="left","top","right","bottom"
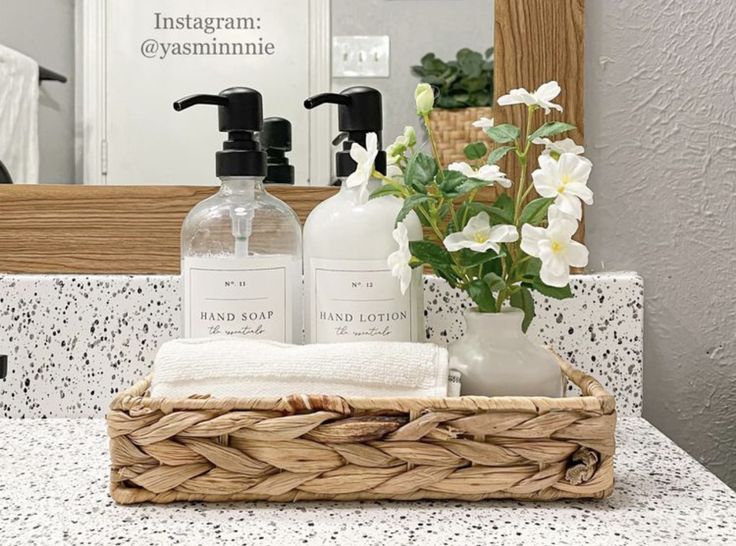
{"left": 304, "top": 86, "right": 386, "bottom": 177}
{"left": 173, "top": 87, "right": 266, "bottom": 178}
{"left": 262, "top": 117, "right": 294, "bottom": 185}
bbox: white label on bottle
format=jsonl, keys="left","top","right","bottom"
{"left": 309, "top": 258, "right": 413, "bottom": 343}
{"left": 182, "top": 256, "right": 292, "bottom": 342}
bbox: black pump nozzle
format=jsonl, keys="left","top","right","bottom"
{"left": 262, "top": 117, "right": 294, "bottom": 185}
{"left": 303, "top": 93, "right": 350, "bottom": 110}
{"left": 173, "top": 87, "right": 266, "bottom": 178}
{"left": 304, "top": 86, "right": 385, "bottom": 177}
{"left": 173, "top": 94, "right": 228, "bottom": 111}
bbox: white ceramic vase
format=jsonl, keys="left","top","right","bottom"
{"left": 449, "top": 308, "right": 565, "bottom": 397}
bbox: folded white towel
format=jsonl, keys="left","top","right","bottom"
{"left": 151, "top": 337, "right": 450, "bottom": 399}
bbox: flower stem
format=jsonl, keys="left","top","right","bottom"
{"left": 417, "top": 204, "right": 445, "bottom": 243}
{"left": 422, "top": 113, "right": 445, "bottom": 181}
{"left": 513, "top": 105, "right": 536, "bottom": 224}
{"left": 373, "top": 170, "right": 401, "bottom": 186}
{"left": 462, "top": 189, "right": 479, "bottom": 227}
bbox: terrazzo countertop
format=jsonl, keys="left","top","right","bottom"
{"left": 1, "top": 417, "right": 734, "bottom": 545}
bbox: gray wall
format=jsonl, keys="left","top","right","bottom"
{"left": 331, "top": 0, "right": 493, "bottom": 145}
{"left": 585, "top": 0, "right": 736, "bottom": 486}
{"left": 0, "top": 0, "right": 76, "bottom": 183}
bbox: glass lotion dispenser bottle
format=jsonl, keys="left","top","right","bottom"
{"left": 303, "top": 87, "right": 424, "bottom": 343}
{"left": 174, "top": 87, "right": 302, "bottom": 342}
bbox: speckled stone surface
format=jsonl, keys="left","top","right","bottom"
{"left": 0, "top": 272, "right": 642, "bottom": 418}
{"left": 1, "top": 417, "right": 733, "bottom": 545}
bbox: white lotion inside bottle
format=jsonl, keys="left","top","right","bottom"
{"left": 304, "top": 178, "right": 423, "bottom": 343}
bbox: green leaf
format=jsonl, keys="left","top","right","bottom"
{"left": 409, "top": 240, "right": 453, "bottom": 267}
{"left": 484, "top": 123, "right": 520, "bottom": 144}
{"left": 455, "top": 200, "right": 512, "bottom": 228}
{"left": 486, "top": 194, "right": 514, "bottom": 224}
{"left": 519, "top": 197, "right": 555, "bottom": 225}
{"left": 404, "top": 152, "right": 437, "bottom": 193}
{"left": 520, "top": 257, "right": 542, "bottom": 279}
{"left": 480, "top": 254, "right": 503, "bottom": 278}
{"left": 510, "top": 287, "right": 535, "bottom": 332}
{"left": 531, "top": 278, "right": 573, "bottom": 299}
{"left": 457, "top": 248, "right": 504, "bottom": 268}
{"left": 456, "top": 177, "right": 490, "bottom": 195}
{"left": 456, "top": 48, "right": 484, "bottom": 78}
{"left": 460, "top": 76, "right": 487, "bottom": 93}
{"left": 467, "top": 279, "right": 496, "bottom": 312}
{"left": 432, "top": 264, "right": 461, "bottom": 288}
{"left": 396, "top": 194, "right": 430, "bottom": 224}
{"left": 486, "top": 145, "right": 514, "bottom": 165}
{"left": 483, "top": 272, "right": 506, "bottom": 292}
{"left": 438, "top": 170, "right": 467, "bottom": 196}
{"left": 436, "top": 202, "right": 452, "bottom": 223}
{"left": 463, "top": 141, "right": 487, "bottom": 160}
{"left": 528, "top": 121, "right": 576, "bottom": 142}
{"left": 369, "top": 182, "right": 405, "bottom": 200}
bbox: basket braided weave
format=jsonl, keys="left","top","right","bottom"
{"left": 108, "top": 356, "right": 615, "bottom": 504}
{"left": 429, "top": 107, "right": 494, "bottom": 166}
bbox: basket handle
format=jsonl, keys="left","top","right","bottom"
{"left": 553, "top": 353, "right": 615, "bottom": 412}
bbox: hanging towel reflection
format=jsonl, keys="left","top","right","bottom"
{"left": 0, "top": 44, "right": 39, "bottom": 183}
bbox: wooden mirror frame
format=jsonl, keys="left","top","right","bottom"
{"left": 0, "top": 0, "right": 584, "bottom": 274}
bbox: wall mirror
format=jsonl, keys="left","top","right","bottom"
{"left": 0, "top": 0, "right": 584, "bottom": 273}
{"left": 5, "top": 0, "right": 494, "bottom": 186}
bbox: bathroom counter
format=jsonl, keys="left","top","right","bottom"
{"left": 2, "top": 417, "right": 734, "bottom": 545}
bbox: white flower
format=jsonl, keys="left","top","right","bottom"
{"left": 403, "top": 125, "right": 416, "bottom": 147}
{"left": 521, "top": 218, "right": 588, "bottom": 287}
{"left": 386, "top": 152, "right": 402, "bottom": 178}
{"left": 531, "top": 153, "right": 593, "bottom": 220}
{"left": 387, "top": 127, "right": 415, "bottom": 159}
{"left": 346, "top": 132, "right": 378, "bottom": 201}
{"left": 472, "top": 117, "right": 494, "bottom": 129}
{"left": 415, "top": 83, "right": 434, "bottom": 115}
{"left": 448, "top": 162, "right": 512, "bottom": 188}
{"left": 533, "top": 137, "right": 584, "bottom": 156}
{"left": 387, "top": 222, "right": 412, "bottom": 294}
{"left": 547, "top": 203, "right": 577, "bottom": 222}
{"left": 498, "top": 81, "right": 563, "bottom": 114}
{"left": 443, "top": 212, "right": 518, "bottom": 253}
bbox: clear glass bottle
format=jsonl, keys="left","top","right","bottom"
{"left": 175, "top": 88, "right": 302, "bottom": 343}
{"left": 181, "top": 176, "right": 301, "bottom": 342}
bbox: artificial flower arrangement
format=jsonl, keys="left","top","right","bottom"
{"left": 349, "top": 81, "right": 593, "bottom": 331}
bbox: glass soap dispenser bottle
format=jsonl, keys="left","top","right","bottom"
{"left": 302, "top": 87, "right": 424, "bottom": 343}
{"left": 174, "top": 87, "right": 302, "bottom": 342}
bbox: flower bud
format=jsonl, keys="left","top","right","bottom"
{"left": 403, "top": 126, "right": 416, "bottom": 147}
{"left": 415, "top": 83, "right": 434, "bottom": 115}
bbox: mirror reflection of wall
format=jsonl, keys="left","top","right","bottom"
{"left": 0, "top": 0, "right": 492, "bottom": 185}
{"left": 331, "top": 0, "right": 493, "bottom": 159}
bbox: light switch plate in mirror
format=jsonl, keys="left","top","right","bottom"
{"left": 332, "top": 36, "right": 390, "bottom": 78}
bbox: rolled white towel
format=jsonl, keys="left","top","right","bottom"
{"left": 151, "top": 337, "right": 450, "bottom": 399}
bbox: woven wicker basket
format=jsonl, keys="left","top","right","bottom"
{"left": 108, "top": 355, "right": 615, "bottom": 504}
{"left": 429, "top": 106, "right": 494, "bottom": 166}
